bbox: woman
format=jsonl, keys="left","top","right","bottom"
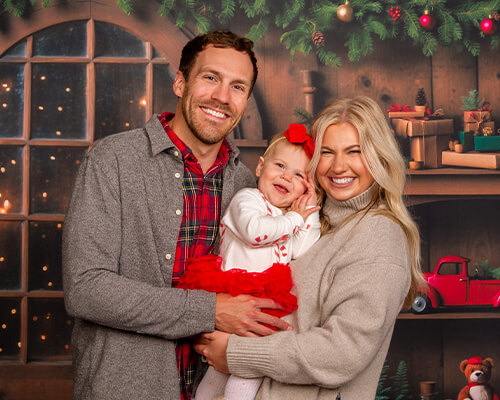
{"left": 194, "top": 96, "right": 424, "bottom": 400}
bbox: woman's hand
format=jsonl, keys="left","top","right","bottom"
{"left": 193, "top": 331, "right": 231, "bottom": 374}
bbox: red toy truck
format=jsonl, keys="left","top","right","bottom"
{"left": 412, "top": 255, "right": 500, "bottom": 313}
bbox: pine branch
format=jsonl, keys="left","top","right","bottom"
{"left": 218, "top": 0, "right": 236, "bottom": 22}
{"left": 116, "top": 0, "right": 133, "bottom": 15}
{"left": 190, "top": 9, "right": 211, "bottom": 33}
{"left": 158, "top": 0, "right": 175, "bottom": 17}
{"left": 275, "top": 0, "right": 303, "bottom": 29}
{"left": 246, "top": 17, "right": 269, "bottom": 43}
{"left": 316, "top": 47, "right": 342, "bottom": 68}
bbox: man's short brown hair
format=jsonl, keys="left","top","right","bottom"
{"left": 179, "top": 30, "right": 258, "bottom": 94}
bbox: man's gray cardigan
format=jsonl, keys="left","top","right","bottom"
{"left": 62, "top": 115, "right": 256, "bottom": 400}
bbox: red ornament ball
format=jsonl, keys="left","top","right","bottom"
{"left": 419, "top": 10, "right": 436, "bottom": 30}
{"left": 480, "top": 17, "right": 498, "bottom": 35}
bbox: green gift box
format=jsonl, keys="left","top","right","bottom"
{"left": 474, "top": 135, "right": 500, "bottom": 152}
{"left": 459, "top": 131, "right": 475, "bottom": 152}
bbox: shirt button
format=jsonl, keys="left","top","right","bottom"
{"left": 173, "top": 151, "right": 179, "bottom": 157}
{"left": 175, "top": 209, "right": 181, "bottom": 215}
{"left": 165, "top": 254, "right": 172, "bottom": 260}
{"left": 174, "top": 172, "right": 181, "bottom": 178}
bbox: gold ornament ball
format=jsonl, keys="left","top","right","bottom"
{"left": 337, "top": 1, "right": 353, "bottom": 22}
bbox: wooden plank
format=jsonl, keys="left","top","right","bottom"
{"left": 431, "top": 46, "right": 476, "bottom": 129}
{"left": 478, "top": 43, "right": 500, "bottom": 119}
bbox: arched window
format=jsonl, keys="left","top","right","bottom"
{"left": 0, "top": 18, "right": 179, "bottom": 363}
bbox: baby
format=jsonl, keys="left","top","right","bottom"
{"left": 180, "top": 123, "right": 321, "bottom": 400}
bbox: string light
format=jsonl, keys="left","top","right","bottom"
{"left": 33, "top": 316, "right": 38, "bottom": 321}
{"left": 11, "top": 160, "right": 16, "bottom": 165}
{"left": 56, "top": 131, "right": 61, "bottom": 136}
{"left": 0, "top": 257, "right": 4, "bottom": 262}
{"left": 42, "top": 265, "right": 48, "bottom": 271}
{"left": 41, "top": 335, "right": 46, "bottom": 341}
{"left": 140, "top": 98, "right": 147, "bottom": 107}
{"left": 57, "top": 223, "right": 62, "bottom": 229}
{"left": 17, "top": 342, "right": 21, "bottom": 348}
{"left": 57, "top": 106, "right": 63, "bottom": 112}
{"left": 65, "top": 88, "right": 71, "bottom": 92}
{"left": 42, "top": 192, "right": 47, "bottom": 198}
{"left": 11, "top": 309, "right": 16, "bottom": 315}
{"left": 125, "top": 122, "right": 130, "bottom": 127}
{"left": 40, "top": 76, "right": 46, "bottom": 80}
{"left": 49, "top": 155, "right": 56, "bottom": 160}
{"left": 2, "top": 103, "right": 7, "bottom": 108}
{"left": 0, "top": 167, "right": 5, "bottom": 173}
{"left": 38, "top": 106, "right": 44, "bottom": 110}
{"left": 1, "top": 324, "right": 6, "bottom": 329}
{"left": 47, "top": 282, "right": 53, "bottom": 287}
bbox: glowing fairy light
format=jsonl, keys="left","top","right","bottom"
{"left": 42, "top": 192, "right": 47, "bottom": 198}
{"left": 40, "top": 76, "right": 46, "bottom": 80}
{"left": 1, "top": 83, "right": 7, "bottom": 87}
{"left": 42, "top": 265, "right": 48, "bottom": 271}
{"left": 38, "top": 106, "right": 44, "bottom": 110}
{"left": 48, "top": 282, "right": 53, "bottom": 287}
{"left": 0, "top": 257, "right": 4, "bottom": 262}
{"left": 41, "top": 335, "right": 46, "bottom": 341}
{"left": 1, "top": 324, "right": 6, "bottom": 329}
{"left": 57, "top": 106, "right": 63, "bottom": 112}
{"left": 140, "top": 98, "right": 147, "bottom": 107}
{"left": 56, "top": 131, "right": 61, "bottom": 136}
{"left": 11, "top": 308, "right": 16, "bottom": 315}
{"left": 57, "top": 223, "right": 62, "bottom": 229}
{"left": 33, "top": 316, "right": 38, "bottom": 321}
{"left": 11, "top": 160, "right": 16, "bottom": 165}
{"left": 49, "top": 155, "right": 56, "bottom": 160}
{"left": 0, "top": 167, "right": 6, "bottom": 173}
{"left": 0, "top": 200, "right": 11, "bottom": 213}
{"left": 2, "top": 103, "right": 7, "bottom": 108}
{"left": 65, "top": 88, "right": 71, "bottom": 92}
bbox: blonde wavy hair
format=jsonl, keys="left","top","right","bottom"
{"left": 308, "top": 96, "right": 425, "bottom": 309}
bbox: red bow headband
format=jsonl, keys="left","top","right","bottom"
{"left": 284, "top": 123, "right": 315, "bottom": 159}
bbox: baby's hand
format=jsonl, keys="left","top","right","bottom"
{"left": 303, "top": 173, "right": 318, "bottom": 206}
{"left": 289, "top": 175, "right": 320, "bottom": 221}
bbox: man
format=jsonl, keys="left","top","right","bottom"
{"left": 62, "top": 30, "right": 289, "bottom": 400}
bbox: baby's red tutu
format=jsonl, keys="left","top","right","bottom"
{"left": 177, "top": 254, "right": 298, "bottom": 321}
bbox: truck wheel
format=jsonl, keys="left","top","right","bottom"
{"left": 411, "top": 294, "right": 431, "bottom": 314}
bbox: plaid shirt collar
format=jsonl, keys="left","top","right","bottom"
{"left": 157, "top": 112, "right": 232, "bottom": 172}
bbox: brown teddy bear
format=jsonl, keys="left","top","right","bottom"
{"left": 457, "top": 356, "right": 498, "bottom": 400}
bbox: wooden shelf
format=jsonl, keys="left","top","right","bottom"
{"left": 398, "top": 311, "right": 500, "bottom": 320}
{"left": 404, "top": 167, "right": 500, "bottom": 205}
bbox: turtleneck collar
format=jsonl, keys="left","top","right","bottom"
{"left": 322, "top": 183, "right": 379, "bottom": 227}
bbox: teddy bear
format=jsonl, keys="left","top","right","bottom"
{"left": 457, "top": 356, "right": 498, "bottom": 400}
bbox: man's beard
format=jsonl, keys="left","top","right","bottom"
{"left": 181, "top": 89, "right": 241, "bottom": 145}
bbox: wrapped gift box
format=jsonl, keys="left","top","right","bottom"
{"left": 442, "top": 150, "right": 500, "bottom": 170}
{"left": 464, "top": 120, "right": 495, "bottom": 135}
{"left": 388, "top": 110, "right": 425, "bottom": 119}
{"left": 474, "top": 135, "right": 500, "bottom": 152}
{"left": 392, "top": 118, "right": 454, "bottom": 137}
{"left": 463, "top": 110, "right": 491, "bottom": 123}
{"left": 410, "top": 135, "right": 450, "bottom": 168}
{"left": 458, "top": 131, "right": 475, "bottom": 152}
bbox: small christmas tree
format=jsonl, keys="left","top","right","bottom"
{"left": 461, "top": 89, "right": 483, "bottom": 111}
{"left": 415, "top": 88, "right": 427, "bottom": 107}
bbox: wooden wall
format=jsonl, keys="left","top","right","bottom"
{"left": 225, "top": 19, "right": 499, "bottom": 141}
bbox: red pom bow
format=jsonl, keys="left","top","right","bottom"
{"left": 284, "top": 123, "right": 315, "bottom": 159}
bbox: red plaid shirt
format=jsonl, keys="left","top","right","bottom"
{"left": 158, "top": 112, "right": 231, "bottom": 400}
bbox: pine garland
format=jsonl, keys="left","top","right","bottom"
{"left": 2, "top": 0, "right": 500, "bottom": 67}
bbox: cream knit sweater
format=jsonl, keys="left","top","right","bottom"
{"left": 226, "top": 185, "right": 411, "bottom": 399}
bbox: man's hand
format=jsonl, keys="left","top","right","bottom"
{"left": 215, "top": 293, "right": 292, "bottom": 337}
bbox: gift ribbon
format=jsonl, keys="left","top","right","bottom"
{"left": 387, "top": 103, "right": 415, "bottom": 113}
